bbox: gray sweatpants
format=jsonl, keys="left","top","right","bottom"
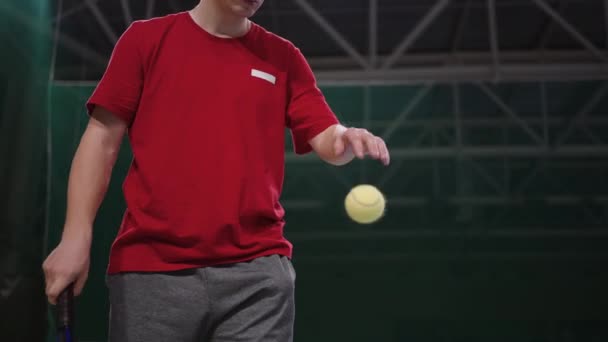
{"left": 106, "top": 254, "right": 296, "bottom": 342}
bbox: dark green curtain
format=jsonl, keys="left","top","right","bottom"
{"left": 0, "top": 0, "right": 51, "bottom": 340}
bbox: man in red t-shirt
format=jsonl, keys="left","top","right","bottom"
{"left": 43, "top": 0, "right": 390, "bottom": 340}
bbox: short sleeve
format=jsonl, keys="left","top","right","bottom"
{"left": 286, "top": 46, "right": 339, "bottom": 154}
{"left": 86, "top": 22, "right": 144, "bottom": 125}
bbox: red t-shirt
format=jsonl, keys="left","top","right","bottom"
{"left": 86, "top": 12, "right": 338, "bottom": 274}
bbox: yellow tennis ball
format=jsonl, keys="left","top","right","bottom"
{"left": 344, "top": 184, "right": 386, "bottom": 224}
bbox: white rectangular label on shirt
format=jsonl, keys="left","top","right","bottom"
{"left": 251, "top": 69, "right": 276, "bottom": 85}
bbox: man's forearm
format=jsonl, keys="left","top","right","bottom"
{"left": 62, "top": 128, "right": 120, "bottom": 241}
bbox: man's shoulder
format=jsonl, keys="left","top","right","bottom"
{"left": 128, "top": 12, "right": 184, "bottom": 34}
{"left": 252, "top": 23, "right": 296, "bottom": 50}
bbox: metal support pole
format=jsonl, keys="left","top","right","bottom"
{"left": 453, "top": 83, "right": 473, "bottom": 219}
{"left": 451, "top": 0, "right": 471, "bottom": 51}
{"left": 537, "top": 0, "right": 567, "bottom": 49}
{"left": 532, "top": 0, "right": 608, "bottom": 62}
{"left": 369, "top": 0, "right": 378, "bottom": 68}
{"left": 381, "top": 0, "right": 451, "bottom": 69}
{"left": 432, "top": 129, "right": 441, "bottom": 196}
{"left": 146, "top": 0, "right": 156, "bottom": 19}
{"left": 502, "top": 124, "right": 510, "bottom": 192}
{"left": 605, "top": 0, "right": 608, "bottom": 48}
{"left": 487, "top": 0, "right": 500, "bottom": 81}
{"left": 120, "top": 0, "right": 133, "bottom": 27}
{"left": 453, "top": 84, "right": 464, "bottom": 197}
{"left": 49, "top": 0, "right": 64, "bottom": 83}
{"left": 540, "top": 82, "right": 549, "bottom": 145}
{"left": 292, "top": 0, "right": 369, "bottom": 69}
{"left": 453, "top": 84, "right": 463, "bottom": 150}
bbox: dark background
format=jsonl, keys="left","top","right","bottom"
{"left": 2, "top": 0, "right": 608, "bottom": 341}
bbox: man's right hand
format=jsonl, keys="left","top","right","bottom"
{"left": 42, "top": 107, "right": 126, "bottom": 305}
{"left": 43, "top": 233, "right": 91, "bottom": 305}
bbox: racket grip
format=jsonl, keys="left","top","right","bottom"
{"left": 56, "top": 283, "right": 74, "bottom": 328}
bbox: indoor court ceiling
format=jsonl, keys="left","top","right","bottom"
{"left": 49, "top": 0, "right": 608, "bottom": 84}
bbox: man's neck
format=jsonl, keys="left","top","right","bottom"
{"left": 190, "top": 2, "right": 250, "bottom": 38}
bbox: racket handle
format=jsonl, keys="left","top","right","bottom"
{"left": 56, "top": 283, "right": 74, "bottom": 328}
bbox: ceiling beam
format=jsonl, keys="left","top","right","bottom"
{"left": 381, "top": 0, "right": 451, "bottom": 69}
{"left": 311, "top": 63, "right": 608, "bottom": 86}
{"left": 532, "top": 0, "right": 608, "bottom": 63}
{"left": 292, "top": 0, "right": 369, "bottom": 69}
{"left": 308, "top": 50, "right": 608, "bottom": 69}
{"left": 53, "top": 62, "right": 608, "bottom": 86}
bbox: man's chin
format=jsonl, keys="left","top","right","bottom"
{"left": 226, "top": 5, "right": 253, "bottom": 17}
{"left": 232, "top": 2, "right": 260, "bottom": 17}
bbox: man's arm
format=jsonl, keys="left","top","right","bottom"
{"left": 63, "top": 107, "right": 126, "bottom": 237}
{"left": 43, "top": 107, "right": 126, "bottom": 304}
{"left": 309, "top": 124, "right": 390, "bottom": 166}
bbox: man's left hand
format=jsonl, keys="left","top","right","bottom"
{"left": 334, "top": 127, "right": 390, "bottom": 166}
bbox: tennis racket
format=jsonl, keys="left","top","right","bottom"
{"left": 56, "top": 283, "right": 75, "bottom": 342}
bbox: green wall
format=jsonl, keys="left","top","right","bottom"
{"left": 0, "top": 0, "right": 50, "bottom": 340}
{"left": 48, "top": 82, "right": 608, "bottom": 341}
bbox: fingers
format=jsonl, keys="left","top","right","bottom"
{"left": 343, "top": 128, "right": 389, "bottom": 165}
{"left": 350, "top": 136, "right": 365, "bottom": 159}
{"left": 333, "top": 134, "right": 345, "bottom": 156}
{"left": 364, "top": 134, "right": 380, "bottom": 159}
{"left": 377, "top": 137, "right": 390, "bottom": 165}
{"left": 42, "top": 240, "right": 91, "bottom": 305}
{"left": 46, "top": 277, "right": 70, "bottom": 305}
{"left": 43, "top": 255, "right": 84, "bottom": 305}
{"left": 42, "top": 259, "right": 57, "bottom": 304}
{"left": 343, "top": 128, "right": 367, "bottom": 159}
